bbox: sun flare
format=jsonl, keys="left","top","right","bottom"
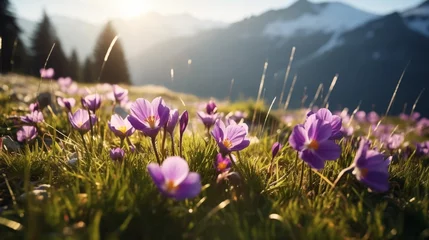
{"left": 120, "top": 0, "right": 147, "bottom": 18}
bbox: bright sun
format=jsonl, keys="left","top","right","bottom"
{"left": 120, "top": 0, "right": 147, "bottom": 18}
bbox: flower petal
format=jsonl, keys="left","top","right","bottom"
{"left": 174, "top": 172, "right": 201, "bottom": 200}
{"left": 147, "top": 163, "right": 165, "bottom": 187}
{"left": 161, "top": 157, "right": 189, "bottom": 184}
{"left": 300, "top": 150, "right": 325, "bottom": 170}
{"left": 288, "top": 125, "right": 307, "bottom": 151}
{"left": 315, "top": 140, "right": 341, "bottom": 161}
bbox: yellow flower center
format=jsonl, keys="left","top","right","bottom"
{"left": 307, "top": 140, "right": 319, "bottom": 150}
{"left": 164, "top": 180, "right": 178, "bottom": 193}
{"left": 218, "top": 161, "right": 228, "bottom": 171}
{"left": 118, "top": 126, "right": 127, "bottom": 134}
{"left": 146, "top": 116, "right": 156, "bottom": 129}
{"left": 223, "top": 139, "right": 233, "bottom": 149}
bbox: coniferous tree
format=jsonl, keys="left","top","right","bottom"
{"left": 31, "top": 11, "right": 68, "bottom": 77}
{"left": 82, "top": 57, "right": 94, "bottom": 83}
{"left": 93, "top": 21, "right": 130, "bottom": 84}
{"left": 0, "top": 0, "right": 28, "bottom": 73}
{"left": 68, "top": 49, "right": 80, "bottom": 80}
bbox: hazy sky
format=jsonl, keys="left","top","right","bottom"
{"left": 12, "top": 0, "right": 423, "bottom": 24}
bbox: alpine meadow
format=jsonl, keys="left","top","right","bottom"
{"left": 1, "top": 0, "right": 429, "bottom": 239}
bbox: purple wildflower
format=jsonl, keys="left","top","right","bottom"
{"left": 16, "top": 126, "right": 38, "bottom": 142}
{"left": 289, "top": 116, "right": 341, "bottom": 169}
{"left": 21, "top": 110, "right": 44, "bottom": 124}
{"left": 40, "top": 68, "right": 54, "bottom": 78}
{"left": 166, "top": 109, "right": 179, "bottom": 135}
{"left": 147, "top": 156, "right": 201, "bottom": 200}
{"left": 307, "top": 108, "right": 343, "bottom": 140}
{"left": 416, "top": 141, "right": 429, "bottom": 156}
{"left": 58, "top": 77, "right": 72, "bottom": 90}
{"left": 215, "top": 153, "right": 232, "bottom": 173}
{"left": 81, "top": 94, "right": 101, "bottom": 112}
{"left": 352, "top": 138, "right": 391, "bottom": 192}
{"left": 382, "top": 134, "right": 404, "bottom": 150}
{"left": 57, "top": 97, "right": 76, "bottom": 112}
{"left": 29, "top": 102, "right": 39, "bottom": 112}
{"left": 206, "top": 100, "right": 217, "bottom": 114}
{"left": 211, "top": 119, "right": 250, "bottom": 154}
{"left": 68, "top": 109, "right": 98, "bottom": 134}
{"left": 355, "top": 111, "right": 366, "bottom": 122}
{"left": 271, "top": 142, "right": 282, "bottom": 159}
{"left": 110, "top": 148, "right": 125, "bottom": 162}
{"left": 108, "top": 114, "right": 135, "bottom": 139}
{"left": 197, "top": 112, "right": 219, "bottom": 129}
{"left": 128, "top": 97, "right": 170, "bottom": 138}
{"left": 112, "top": 84, "right": 128, "bottom": 103}
{"left": 367, "top": 111, "right": 380, "bottom": 124}
{"left": 179, "top": 110, "right": 189, "bottom": 136}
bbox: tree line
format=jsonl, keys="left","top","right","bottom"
{"left": 0, "top": 0, "right": 130, "bottom": 84}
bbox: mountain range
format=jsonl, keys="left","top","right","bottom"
{"left": 130, "top": 0, "right": 429, "bottom": 115}
{"left": 17, "top": 0, "right": 429, "bottom": 114}
{"left": 17, "top": 13, "right": 225, "bottom": 62}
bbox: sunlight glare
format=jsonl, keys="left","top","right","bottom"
{"left": 120, "top": 0, "right": 147, "bottom": 18}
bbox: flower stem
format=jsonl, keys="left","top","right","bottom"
{"left": 161, "top": 127, "right": 167, "bottom": 155}
{"left": 120, "top": 137, "right": 124, "bottom": 148}
{"left": 179, "top": 135, "right": 183, "bottom": 158}
{"left": 308, "top": 165, "right": 313, "bottom": 188}
{"left": 151, "top": 137, "right": 161, "bottom": 164}
{"left": 298, "top": 162, "right": 305, "bottom": 190}
{"left": 228, "top": 153, "right": 238, "bottom": 169}
{"left": 170, "top": 133, "right": 175, "bottom": 155}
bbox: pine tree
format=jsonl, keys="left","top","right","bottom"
{"left": 82, "top": 57, "right": 94, "bottom": 83}
{"left": 30, "top": 11, "right": 68, "bottom": 77}
{"left": 0, "top": 0, "right": 28, "bottom": 73}
{"left": 68, "top": 49, "right": 80, "bottom": 80}
{"left": 93, "top": 21, "right": 130, "bottom": 84}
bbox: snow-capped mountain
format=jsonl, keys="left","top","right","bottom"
{"left": 129, "top": 0, "right": 429, "bottom": 115}
{"left": 263, "top": 1, "right": 376, "bottom": 38}
{"left": 402, "top": 0, "right": 429, "bottom": 37}
{"left": 17, "top": 13, "right": 225, "bottom": 61}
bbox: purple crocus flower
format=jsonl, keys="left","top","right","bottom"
{"left": 382, "top": 134, "right": 404, "bottom": 150}
{"left": 206, "top": 100, "right": 217, "bottom": 114}
{"left": 68, "top": 109, "right": 97, "bottom": 134}
{"left": 416, "top": 141, "right": 429, "bottom": 156}
{"left": 57, "top": 97, "right": 76, "bottom": 112}
{"left": 289, "top": 116, "right": 341, "bottom": 169}
{"left": 307, "top": 108, "right": 343, "bottom": 140}
{"left": 197, "top": 112, "right": 219, "bottom": 129}
{"left": 179, "top": 110, "right": 189, "bottom": 136}
{"left": 40, "top": 68, "right": 54, "bottom": 78}
{"left": 352, "top": 138, "right": 391, "bottom": 192}
{"left": 166, "top": 109, "right": 179, "bottom": 135}
{"left": 355, "top": 111, "right": 366, "bottom": 122}
{"left": 29, "top": 102, "right": 39, "bottom": 112}
{"left": 411, "top": 112, "right": 421, "bottom": 121}
{"left": 58, "top": 77, "right": 72, "bottom": 90}
{"left": 16, "top": 126, "right": 38, "bottom": 142}
{"left": 147, "top": 156, "right": 201, "bottom": 200}
{"left": 211, "top": 119, "right": 250, "bottom": 154}
{"left": 110, "top": 148, "right": 125, "bottom": 162}
{"left": 215, "top": 153, "right": 232, "bottom": 173}
{"left": 128, "top": 97, "right": 170, "bottom": 138}
{"left": 108, "top": 114, "right": 135, "bottom": 139}
{"left": 271, "top": 142, "right": 282, "bottom": 159}
{"left": 367, "top": 111, "right": 380, "bottom": 124}
{"left": 81, "top": 94, "right": 101, "bottom": 112}
{"left": 112, "top": 85, "right": 129, "bottom": 103}
{"left": 21, "top": 110, "right": 44, "bottom": 124}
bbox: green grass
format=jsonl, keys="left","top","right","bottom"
{"left": 1, "top": 77, "right": 429, "bottom": 239}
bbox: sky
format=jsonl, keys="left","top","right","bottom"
{"left": 12, "top": 0, "right": 423, "bottom": 24}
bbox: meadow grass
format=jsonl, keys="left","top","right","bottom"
{"left": 0, "top": 77, "right": 429, "bottom": 239}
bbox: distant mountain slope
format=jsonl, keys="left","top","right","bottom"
{"left": 17, "top": 13, "right": 225, "bottom": 61}
{"left": 130, "top": 0, "right": 429, "bottom": 115}
{"left": 129, "top": 1, "right": 376, "bottom": 97}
